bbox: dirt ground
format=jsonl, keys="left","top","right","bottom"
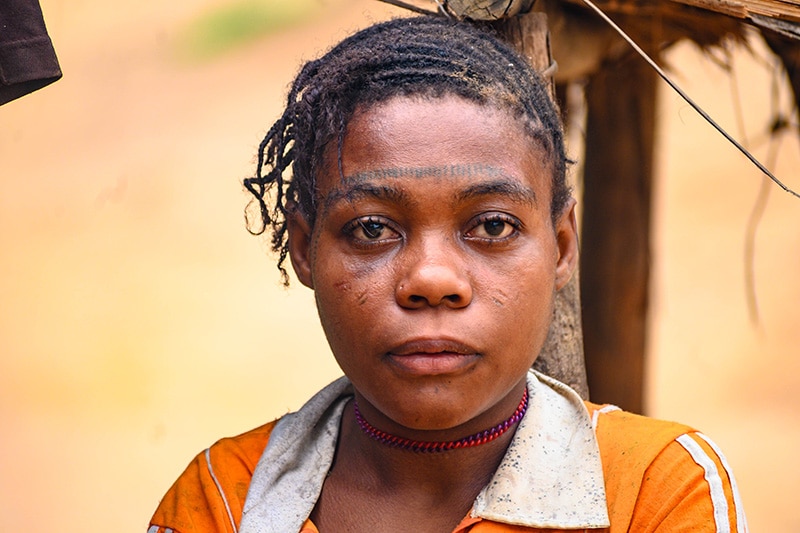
{"left": 1, "top": 0, "right": 798, "bottom": 531}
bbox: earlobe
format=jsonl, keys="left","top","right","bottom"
{"left": 287, "top": 205, "right": 315, "bottom": 289}
{"left": 554, "top": 198, "right": 579, "bottom": 291}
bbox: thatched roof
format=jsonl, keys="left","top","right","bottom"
{"left": 378, "top": 0, "right": 800, "bottom": 127}
{"left": 380, "top": 0, "right": 800, "bottom": 40}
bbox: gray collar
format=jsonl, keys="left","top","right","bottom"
{"left": 240, "top": 371, "right": 609, "bottom": 532}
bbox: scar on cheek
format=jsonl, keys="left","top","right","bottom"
{"left": 491, "top": 290, "right": 510, "bottom": 307}
{"left": 333, "top": 280, "right": 351, "bottom": 292}
{"left": 357, "top": 291, "right": 369, "bottom": 305}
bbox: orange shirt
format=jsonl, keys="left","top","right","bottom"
{"left": 149, "top": 374, "right": 746, "bottom": 533}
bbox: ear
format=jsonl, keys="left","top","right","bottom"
{"left": 287, "top": 204, "right": 315, "bottom": 289}
{"left": 553, "top": 197, "right": 579, "bottom": 291}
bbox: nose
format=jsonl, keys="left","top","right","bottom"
{"left": 395, "top": 237, "right": 473, "bottom": 309}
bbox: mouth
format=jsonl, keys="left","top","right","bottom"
{"left": 387, "top": 339, "right": 480, "bottom": 376}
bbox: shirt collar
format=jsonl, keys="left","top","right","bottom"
{"left": 240, "top": 371, "right": 609, "bottom": 533}
{"left": 472, "top": 371, "right": 609, "bottom": 528}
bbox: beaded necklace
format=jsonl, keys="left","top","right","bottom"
{"left": 353, "top": 388, "right": 528, "bottom": 453}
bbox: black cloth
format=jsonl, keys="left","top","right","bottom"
{"left": 0, "top": 0, "right": 61, "bottom": 105}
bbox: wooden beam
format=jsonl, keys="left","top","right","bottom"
{"left": 580, "top": 49, "right": 658, "bottom": 414}
{"left": 674, "top": 0, "right": 800, "bottom": 23}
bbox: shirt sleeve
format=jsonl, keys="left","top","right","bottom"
{"left": 629, "top": 431, "right": 748, "bottom": 532}
{"left": 148, "top": 422, "right": 276, "bottom": 533}
{"left": 589, "top": 403, "right": 748, "bottom": 533}
{"left": 0, "top": 0, "right": 62, "bottom": 105}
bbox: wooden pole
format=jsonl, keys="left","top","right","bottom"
{"left": 580, "top": 48, "right": 657, "bottom": 413}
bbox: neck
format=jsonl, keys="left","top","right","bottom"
{"left": 354, "top": 388, "right": 528, "bottom": 452}
{"left": 332, "top": 389, "right": 526, "bottom": 498}
{"left": 314, "top": 403, "right": 515, "bottom": 532}
{"left": 345, "top": 407, "right": 512, "bottom": 498}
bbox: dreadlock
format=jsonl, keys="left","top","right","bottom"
{"left": 244, "top": 15, "right": 569, "bottom": 284}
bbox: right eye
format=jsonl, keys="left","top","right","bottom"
{"left": 346, "top": 217, "right": 400, "bottom": 243}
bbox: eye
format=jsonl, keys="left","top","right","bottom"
{"left": 346, "top": 216, "right": 400, "bottom": 243}
{"left": 467, "top": 214, "right": 520, "bottom": 240}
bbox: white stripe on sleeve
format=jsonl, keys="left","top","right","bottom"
{"left": 676, "top": 433, "right": 731, "bottom": 533}
{"left": 205, "top": 447, "right": 239, "bottom": 533}
{"left": 696, "top": 433, "right": 748, "bottom": 533}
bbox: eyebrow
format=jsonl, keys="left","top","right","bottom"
{"left": 322, "top": 182, "right": 414, "bottom": 210}
{"left": 456, "top": 179, "right": 538, "bottom": 206}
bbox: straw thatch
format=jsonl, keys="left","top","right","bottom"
{"left": 383, "top": 0, "right": 800, "bottom": 25}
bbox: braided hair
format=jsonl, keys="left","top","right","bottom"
{"left": 244, "top": 16, "right": 569, "bottom": 284}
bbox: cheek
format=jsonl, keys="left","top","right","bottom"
{"left": 316, "top": 253, "right": 394, "bottom": 299}
{"left": 312, "top": 249, "right": 396, "bottom": 339}
{"left": 476, "top": 243, "right": 557, "bottom": 296}
{"left": 318, "top": 275, "right": 379, "bottom": 313}
{"left": 476, "top": 247, "right": 558, "bottom": 340}
{"left": 313, "top": 223, "right": 403, "bottom": 288}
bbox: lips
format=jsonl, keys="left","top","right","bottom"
{"left": 387, "top": 338, "right": 480, "bottom": 376}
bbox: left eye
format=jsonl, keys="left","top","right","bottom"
{"left": 467, "top": 216, "right": 518, "bottom": 239}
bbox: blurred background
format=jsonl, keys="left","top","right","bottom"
{"left": 1, "top": 0, "right": 798, "bottom": 530}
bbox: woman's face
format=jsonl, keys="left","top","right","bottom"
{"left": 288, "top": 95, "right": 578, "bottom": 439}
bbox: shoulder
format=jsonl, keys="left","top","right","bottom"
{"left": 585, "top": 402, "right": 693, "bottom": 466}
{"left": 148, "top": 420, "right": 279, "bottom": 533}
{"left": 586, "top": 402, "right": 747, "bottom": 532}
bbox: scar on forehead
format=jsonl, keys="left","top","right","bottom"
{"left": 343, "top": 163, "right": 510, "bottom": 184}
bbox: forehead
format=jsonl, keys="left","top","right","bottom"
{"left": 317, "top": 95, "right": 553, "bottom": 206}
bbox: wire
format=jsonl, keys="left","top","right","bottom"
{"left": 579, "top": 0, "right": 800, "bottom": 199}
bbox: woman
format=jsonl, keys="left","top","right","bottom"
{"left": 149, "top": 16, "right": 746, "bottom": 533}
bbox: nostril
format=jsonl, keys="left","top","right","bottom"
{"left": 404, "top": 293, "right": 464, "bottom": 307}
{"left": 396, "top": 263, "right": 473, "bottom": 309}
